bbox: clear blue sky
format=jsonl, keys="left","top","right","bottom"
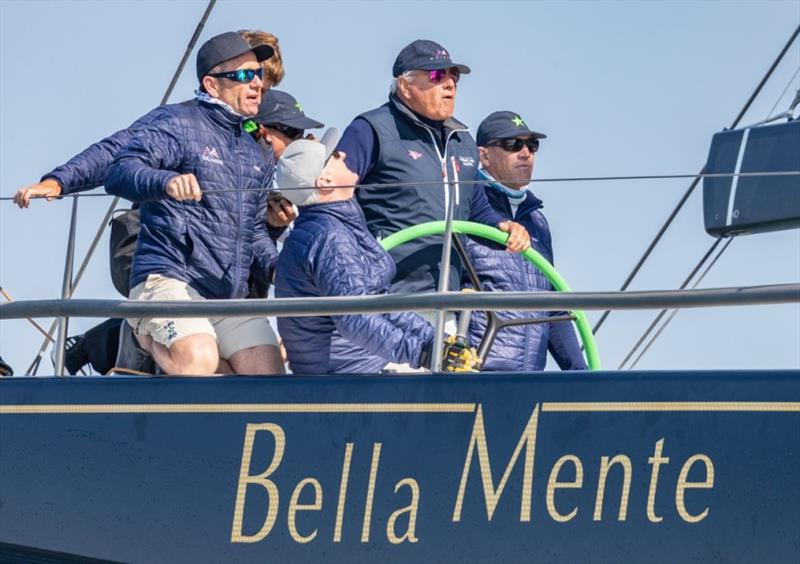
{"left": 1, "top": 0, "right": 798, "bottom": 374}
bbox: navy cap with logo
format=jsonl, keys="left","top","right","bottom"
{"left": 196, "top": 31, "right": 274, "bottom": 81}
{"left": 255, "top": 90, "right": 324, "bottom": 130}
{"left": 476, "top": 111, "right": 547, "bottom": 146}
{"left": 392, "top": 39, "right": 471, "bottom": 78}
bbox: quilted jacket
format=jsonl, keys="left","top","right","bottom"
{"left": 465, "top": 184, "right": 587, "bottom": 371}
{"left": 105, "top": 99, "right": 276, "bottom": 299}
{"left": 275, "top": 199, "right": 434, "bottom": 374}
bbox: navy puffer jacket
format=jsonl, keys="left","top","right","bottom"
{"left": 105, "top": 99, "right": 276, "bottom": 299}
{"left": 275, "top": 199, "right": 434, "bottom": 374}
{"left": 465, "top": 184, "right": 587, "bottom": 372}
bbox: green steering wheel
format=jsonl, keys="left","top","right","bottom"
{"left": 380, "top": 220, "right": 601, "bottom": 370}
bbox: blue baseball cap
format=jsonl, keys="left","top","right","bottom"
{"left": 255, "top": 90, "right": 324, "bottom": 130}
{"left": 196, "top": 31, "right": 274, "bottom": 81}
{"left": 476, "top": 111, "right": 547, "bottom": 146}
{"left": 392, "top": 39, "right": 471, "bottom": 78}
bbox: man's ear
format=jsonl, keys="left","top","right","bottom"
{"left": 202, "top": 76, "right": 220, "bottom": 97}
{"left": 396, "top": 76, "right": 412, "bottom": 101}
{"left": 478, "top": 146, "right": 491, "bottom": 170}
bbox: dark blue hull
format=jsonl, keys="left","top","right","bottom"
{"left": 1, "top": 370, "right": 799, "bottom": 563}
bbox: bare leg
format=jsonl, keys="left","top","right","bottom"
{"left": 229, "top": 344, "right": 285, "bottom": 375}
{"left": 137, "top": 333, "right": 219, "bottom": 376}
{"left": 216, "top": 358, "right": 234, "bottom": 374}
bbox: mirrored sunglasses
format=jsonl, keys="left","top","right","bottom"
{"left": 265, "top": 122, "right": 304, "bottom": 141}
{"left": 427, "top": 68, "right": 461, "bottom": 84}
{"left": 207, "top": 67, "right": 264, "bottom": 83}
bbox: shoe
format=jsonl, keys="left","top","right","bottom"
{"left": 50, "top": 335, "right": 89, "bottom": 375}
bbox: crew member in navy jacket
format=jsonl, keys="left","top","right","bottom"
{"left": 105, "top": 32, "right": 282, "bottom": 376}
{"left": 273, "top": 139, "right": 479, "bottom": 375}
{"left": 467, "top": 111, "right": 587, "bottom": 371}
{"left": 334, "top": 40, "right": 531, "bottom": 300}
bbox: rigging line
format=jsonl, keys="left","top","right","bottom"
{"left": 592, "top": 23, "right": 800, "bottom": 338}
{"left": 3, "top": 171, "right": 799, "bottom": 202}
{"left": 23, "top": 0, "right": 217, "bottom": 376}
{"left": 627, "top": 236, "right": 736, "bottom": 370}
{"left": 617, "top": 236, "right": 725, "bottom": 370}
{"left": 765, "top": 66, "right": 800, "bottom": 120}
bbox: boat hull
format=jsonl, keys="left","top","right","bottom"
{"left": 1, "top": 371, "right": 798, "bottom": 563}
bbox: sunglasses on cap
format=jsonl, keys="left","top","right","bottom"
{"left": 265, "top": 122, "right": 304, "bottom": 141}
{"left": 207, "top": 67, "right": 263, "bottom": 83}
{"left": 426, "top": 68, "right": 461, "bottom": 84}
{"left": 488, "top": 137, "right": 540, "bottom": 153}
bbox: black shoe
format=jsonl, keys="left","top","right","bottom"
{"left": 0, "top": 356, "right": 13, "bottom": 377}
{"left": 51, "top": 335, "right": 89, "bottom": 375}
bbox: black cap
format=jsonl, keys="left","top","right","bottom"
{"left": 392, "top": 39, "right": 471, "bottom": 78}
{"left": 196, "top": 31, "right": 274, "bottom": 81}
{"left": 255, "top": 90, "right": 324, "bottom": 130}
{"left": 476, "top": 111, "right": 547, "bottom": 146}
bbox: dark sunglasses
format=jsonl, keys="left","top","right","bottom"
{"left": 265, "top": 122, "right": 304, "bottom": 141}
{"left": 427, "top": 68, "right": 460, "bottom": 84}
{"left": 488, "top": 137, "right": 540, "bottom": 153}
{"left": 207, "top": 67, "right": 263, "bottom": 83}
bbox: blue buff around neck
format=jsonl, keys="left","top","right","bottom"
{"left": 479, "top": 168, "right": 527, "bottom": 201}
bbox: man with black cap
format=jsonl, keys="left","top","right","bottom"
{"left": 254, "top": 89, "right": 326, "bottom": 229}
{"left": 334, "top": 39, "right": 531, "bottom": 310}
{"left": 105, "top": 32, "right": 283, "bottom": 376}
{"left": 273, "top": 140, "right": 479, "bottom": 375}
{"left": 466, "top": 111, "right": 586, "bottom": 372}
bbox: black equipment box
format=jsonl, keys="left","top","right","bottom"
{"left": 703, "top": 120, "right": 799, "bottom": 237}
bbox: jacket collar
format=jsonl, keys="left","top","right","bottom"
{"left": 195, "top": 91, "right": 247, "bottom": 129}
{"left": 297, "top": 198, "right": 367, "bottom": 230}
{"left": 483, "top": 180, "right": 543, "bottom": 219}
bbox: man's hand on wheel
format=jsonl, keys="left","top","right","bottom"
{"left": 498, "top": 220, "right": 530, "bottom": 252}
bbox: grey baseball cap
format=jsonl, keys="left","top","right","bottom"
{"left": 275, "top": 128, "right": 340, "bottom": 206}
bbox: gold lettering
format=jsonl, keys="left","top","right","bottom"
{"left": 546, "top": 455, "right": 584, "bottom": 522}
{"left": 593, "top": 454, "right": 632, "bottom": 521}
{"left": 333, "top": 442, "right": 353, "bottom": 542}
{"left": 287, "top": 478, "right": 322, "bottom": 543}
{"left": 453, "top": 404, "right": 540, "bottom": 522}
{"left": 361, "top": 443, "right": 382, "bottom": 542}
{"left": 676, "top": 454, "right": 714, "bottom": 523}
{"left": 386, "top": 478, "right": 420, "bottom": 544}
{"left": 230, "top": 423, "right": 285, "bottom": 543}
{"left": 647, "top": 438, "right": 669, "bottom": 523}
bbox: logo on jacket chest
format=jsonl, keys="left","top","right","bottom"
{"left": 201, "top": 146, "right": 224, "bottom": 165}
{"left": 458, "top": 155, "right": 475, "bottom": 167}
{"left": 408, "top": 150, "right": 424, "bottom": 160}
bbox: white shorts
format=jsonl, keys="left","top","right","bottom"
{"left": 127, "top": 274, "right": 278, "bottom": 359}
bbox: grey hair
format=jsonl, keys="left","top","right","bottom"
{"left": 389, "top": 70, "right": 416, "bottom": 95}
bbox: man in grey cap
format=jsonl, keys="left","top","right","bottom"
{"left": 273, "top": 140, "right": 480, "bottom": 374}
{"left": 465, "top": 110, "right": 587, "bottom": 372}
{"left": 105, "top": 32, "right": 283, "bottom": 376}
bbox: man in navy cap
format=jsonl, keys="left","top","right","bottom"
{"left": 466, "top": 111, "right": 587, "bottom": 372}
{"left": 334, "top": 39, "right": 530, "bottom": 312}
{"left": 105, "top": 32, "right": 283, "bottom": 376}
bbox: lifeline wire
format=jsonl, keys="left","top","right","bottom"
{"left": 2, "top": 171, "right": 799, "bottom": 202}
{"left": 592, "top": 23, "right": 800, "bottom": 337}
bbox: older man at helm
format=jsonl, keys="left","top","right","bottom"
{"left": 334, "top": 39, "right": 530, "bottom": 318}
{"left": 105, "top": 32, "right": 282, "bottom": 376}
